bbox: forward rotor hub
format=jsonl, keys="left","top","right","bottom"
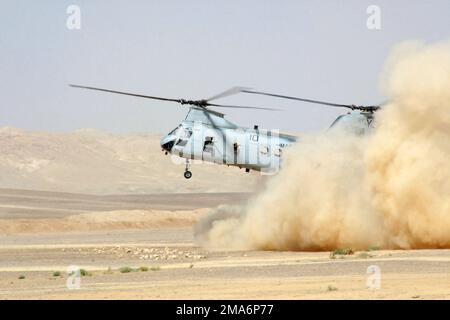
{"left": 178, "top": 99, "right": 209, "bottom": 107}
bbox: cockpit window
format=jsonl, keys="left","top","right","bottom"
{"left": 169, "top": 125, "right": 192, "bottom": 139}
{"left": 176, "top": 127, "right": 192, "bottom": 139}
{"left": 171, "top": 126, "right": 192, "bottom": 146}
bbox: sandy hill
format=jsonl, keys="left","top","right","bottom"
{"left": 0, "top": 127, "right": 262, "bottom": 194}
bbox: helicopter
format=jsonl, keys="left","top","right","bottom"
{"left": 69, "top": 85, "right": 381, "bottom": 179}
{"left": 69, "top": 85, "right": 297, "bottom": 179}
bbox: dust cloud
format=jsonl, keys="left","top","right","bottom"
{"left": 195, "top": 41, "right": 450, "bottom": 251}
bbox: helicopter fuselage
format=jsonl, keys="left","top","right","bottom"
{"left": 160, "top": 107, "right": 297, "bottom": 175}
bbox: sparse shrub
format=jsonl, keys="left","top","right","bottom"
{"left": 338, "top": 248, "right": 354, "bottom": 255}
{"left": 53, "top": 271, "right": 61, "bottom": 277}
{"left": 18, "top": 275, "right": 25, "bottom": 280}
{"left": 119, "top": 267, "right": 134, "bottom": 273}
{"left": 150, "top": 266, "right": 160, "bottom": 271}
{"left": 330, "top": 248, "right": 354, "bottom": 259}
{"left": 80, "top": 269, "right": 91, "bottom": 276}
{"left": 327, "top": 285, "right": 338, "bottom": 292}
{"left": 139, "top": 266, "right": 149, "bottom": 272}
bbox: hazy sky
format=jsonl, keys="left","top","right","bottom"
{"left": 1, "top": 0, "right": 449, "bottom": 134}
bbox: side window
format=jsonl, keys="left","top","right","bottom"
{"left": 203, "top": 136, "right": 214, "bottom": 153}
{"left": 260, "top": 145, "right": 269, "bottom": 155}
{"left": 274, "top": 146, "right": 282, "bottom": 157}
{"left": 250, "top": 134, "right": 259, "bottom": 142}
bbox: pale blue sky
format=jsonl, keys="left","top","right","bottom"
{"left": 0, "top": 0, "right": 449, "bottom": 133}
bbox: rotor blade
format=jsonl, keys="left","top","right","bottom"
{"left": 206, "top": 86, "right": 252, "bottom": 101}
{"left": 207, "top": 103, "right": 280, "bottom": 111}
{"left": 242, "top": 90, "right": 354, "bottom": 109}
{"left": 70, "top": 84, "right": 280, "bottom": 111}
{"left": 69, "top": 84, "right": 181, "bottom": 103}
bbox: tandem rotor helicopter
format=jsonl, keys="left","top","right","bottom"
{"left": 70, "top": 84, "right": 381, "bottom": 179}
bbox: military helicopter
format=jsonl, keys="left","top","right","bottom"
{"left": 69, "top": 85, "right": 297, "bottom": 179}
{"left": 70, "top": 85, "right": 382, "bottom": 178}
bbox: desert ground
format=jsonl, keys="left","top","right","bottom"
{"left": 1, "top": 128, "right": 450, "bottom": 299}
{"left": 1, "top": 188, "right": 450, "bottom": 300}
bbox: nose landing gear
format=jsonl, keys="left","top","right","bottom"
{"left": 184, "top": 159, "right": 192, "bottom": 179}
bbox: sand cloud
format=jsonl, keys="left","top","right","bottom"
{"left": 196, "top": 41, "right": 450, "bottom": 251}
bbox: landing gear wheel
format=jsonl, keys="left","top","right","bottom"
{"left": 184, "top": 159, "right": 192, "bottom": 179}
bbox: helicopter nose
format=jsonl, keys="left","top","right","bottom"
{"left": 160, "top": 136, "right": 176, "bottom": 152}
{"left": 161, "top": 140, "right": 175, "bottom": 152}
